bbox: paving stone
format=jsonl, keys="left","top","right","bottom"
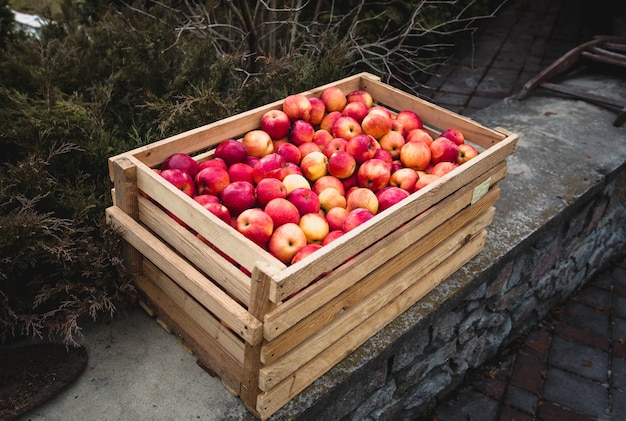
{"left": 433, "top": 388, "right": 500, "bottom": 421}
{"left": 613, "top": 317, "right": 626, "bottom": 343}
{"left": 505, "top": 384, "right": 538, "bottom": 414}
{"left": 537, "top": 400, "right": 598, "bottom": 421}
{"left": 559, "top": 300, "right": 611, "bottom": 337}
{"left": 612, "top": 388, "right": 626, "bottom": 420}
{"left": 542, "top": 367, "right": 608, "bottom": 419}
{"left": 612, "top": 355, "right": 626, "bottom": 392}
{"left": 554, "top": 324, "right": 611, "bottom": 352}
{"left": 573, "top": 285, "right": 611, "bottom": 309}
{"left": 499, "top": 406, "right": 532, "bottom": 421}
{"left": 510, "top": 351, "right": 544, "bottom": 395}
{"left": 548, "top": 336, "right": 609, "bottom": 382}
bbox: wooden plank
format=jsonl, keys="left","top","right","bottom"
{"left": 256, "top": 229, "right": 488, "bottom": 418}
{"left": 138, "top": 194, "right": 251, "bottom": 306}
{"left": 258, "top": 207, "right": 494, "bottom": 391}
{"left": 261, "top": 185, "right": 499, "bottom": 364}
{"left": 134, "top": 273, "right": 243, "bottom": 394}
{"left": 105, "top": 205, "right": 263, "bottom": 345}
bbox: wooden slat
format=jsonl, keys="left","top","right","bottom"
{"left": 261, "top": 185, "right": 499, "bottom": 364}
{"left": 105, "top": 205, "right": 263, "bottom": 345}
{"left": 256, "top": 229, "right": 488, "bottom": 418}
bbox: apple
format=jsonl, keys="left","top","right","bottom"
{"left": 252, "top": 153, "right": 287, "bottom": 183}
{"left": 268, "top": 222, "right": 308, "bottom": 264}
{"left": 221, "top": 181, "right": 256, "bottom": 216}
{"left": 298, "top": 142, "right": 322, "bottom": 158}
{"left": 346, "top": 89, "right": 374, "bottom": 108}
{"left": 376, "top": 186, "right": 409, "bottom": 212}
{"left": 160, "top": 168, "right": 195, "bottom": 197}
{"left": 291, "top": 243, "right": 323, "bottom": 265}
{"left": 321, "top": 230, "right": 344, "bottom": 246}
{"left": 406, "top": 128, "right": 433, "bottom": 146}
{"left": 287, "top": 187, "right": 321, "bottom": 216}
{"left": 361, "top": 107, "right": 393, "bottom": 139}
{"left": 283, "top": 94, "right": 312, "bottom": 121}
{"left": 373, "top": 148, "right": 393, "bottom": 167}
{"left": 313, "top": 129, "right": 334, "bottom": 148}
{"left": 289, "top": 119, "right": 316, "bottom": 146}
{"left": 215, "top": 139, "right": 248, "bottom": 166}
{"left": 236, "top": 208, "right": 274, "bottom": 247}
{"left": 357, "top": 158, "right": 391, "bottom": 192}
{"left": 440, "top": 128, "right": 465, "bottom": 145}
{"left": 227, "top": 162, "right": 255, "bottom": 184}
{"left": 395, "top": 110, "right": 423, "bottom": 132}
{"left": 430, "top": 137, "right": 459, "bottom": 164}
{"left": 282, "top": 173, "right": 311, "bottom": 193}
{"left": 264, "top": 197, "right": 300, "bottom": 227}
{"left": 245, "top": 155, "right": 260, "bottom": 168}
{"left": 341, "top": 171, "right": 359, "bottom": 191}
{"left": 195, "top": 166, "right": 230, "bottom": 196}
{"left": 308, "top": 97, "right": 326, "bottom": 126}
{"left": 341, "top": 100, "right": 369, "bottom": 123}
{"left": 389, "top": 167, "right": 418, "bottom": 192}
{"left": 346, "top": 134, "right": 378, "bottom": 164}
{"left": 318, "top": 187, "right": 347, "bottom": 212}
{"left": 300, "top": 151, "right": 329, "bottom": 182}
{"left": 275, "top": 142, "right": 302, "bottom": 165}
{"left": 255, "top": 177, "right": 287, "bottom": 207}
{"left": 343, "top": 208, "right": 375, "bottom": 232}
{"left": 283, "top": 162, "right": 304, "bottom": 177}
{"left": 161, "top": 153, "right": 199, "bottom": 178}
{"left": 400, "top": 140, "right": 431, "bottom": 170}
{"left": 325, "top": 207, "right": 350, "bottom": 232}
{"left": 320, "top": 111, "right": 342, "bottom": 133}
{"left": 327, "top": 150, "right": 357, "bottom": 179}
{"left": 346, "top": 187, "right": 379, "bottom": 214}
{"left": 415, "top": 173, "right": 440, "bottom": 190}
{"left": 322, "top": 137, "right": 348, "bottom": 158}
{"left": 312, "top": 175, "right": 345, "bottom": 196}
{"left": 379, "top": 131, "right": 406, "bottom": 160}
{"left": 299, "top": 212, "right": 330, "bottom": 244}
{"left": 260, "top": 109, "right": 291, "bottom": 140}
{"left": 243, "top": 129, "right": 274, "bottom": 158}
{"left": 457, "top": 143, "right": 479, "bottom": 164}
{"left": 321, "top": 86, "right": 347, "bottom": 113}
{"left": 390, "top": 119, "right": 406, "bottom": 137}
{"left": 193, "top": 194, "right": 220, "bottom": 206}
{"left": 332, "top": 116, "right": 362, "bottom": 141}
{"left": 430, "top": 161, "right": 459, "bottom": 177}
{"left": 198, "top": 158, "right": 227, "bottom": 172}
{"left": 198, "top": 201, "right": 231, "bottom": 225}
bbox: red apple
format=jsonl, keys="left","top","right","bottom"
{"left": 343, "top": 208, "right": 375, "bottom": 232}
{"left": 227, "top": 162, "right": 255, "bottom": 184}
{"left": 320, "top": 111, "right": 342, "bottom": 133}
{"left": 161, "top": 153, "right": 199, "bottom": 178}
{"left": 327, "top": 150, "right": 357, "bottom": 179}
{"left": 346, "top": 89, "right": 374, "bottom": 108}
{"left": 243, "top": 129, "right": 274, "bottom": 158}
{"left": 361, "top": 107, "right": 393, "bottom": 139}
{"left": 160, "top": 168, "right": 195, "bottom": 197}
{"left": 193, "top": 194, "right": 220, "bottom": 206}
{"left": 260, "top": 109, "right": 291, "bottom": 140}
{"left": 245, "top": 155, "right": 260, "bottom": 168}
{"left": 236, "top": 208, "right": 274, "bottom": 247}
{"left": 195, "top": 166, "right": 230, "bottom": 196}
{"left": 308, "top": 97, "right": 326, "bottom": 126}
{"left": 289, "top": 119, "right": 316, "bottom": 146}
{"left": 299, "top": 212, "right": 330, "bottom": 244}
{"left": 341, "top": 171, "right": 359, "bottom": 191}
{"left": 390, "top": 119, "right": 406, "bottom": 137}
{"left": 287, "top": 187, "right": 321, "bottom": 216}
{"left": 268, "top": 222, "right": 308, "bottom": 264}
{"left": 221, "top": 181, "right": 256, "bottom": 216}
{"left": 318, "top": 187, "right": 347, "bottom": 212}
{"left": 313, "top": 129, "right": 334, "bottom": 148}
{"left": 300, "top": 151, "right": 329, "bottom": 182}
{"left": 325, "top": 207, "right": 350, "bottom": 232}
{"left": 341, "top": 100, "right": 369, "bottom": 123}
{"left": 215, "top": 139, "right": 248, "bottom": 166}
{"left": 283, "top": 162, "right": 303, "bottom": 178}
{"left": 373, "top": 148, "right": 393, "bottom": 167}
{"left": 253, "top": 153, "right": 287, "bottom": 183}
{"left": 198, "top": 158, "right": 227, "bottom": 172}
{"left": 430, "top": 137, "right": 459, "bottom": 164}
{"left": 264, "top": 197, "right": 301, "bottom": 227}
{"left": 332, "top": 116, "right": 362, "bottom": 141}
{"left": 312, "top": 175, "right": 345, "bottom": 196}
{"left": 291, "top": 243, "right": 323, "bottom": 265}
{"left": 440, "top": 128, "right": 465, "bottom": 145}
{"left": 376, "top": 186, "right": 409, "bottom": 212}
{"left": 395, "top": 110, "right": 423, "bottom": 132}
{"left": 283, "top": 94, "right": 312, "bottom": 121}
{"left": 389, "top": 167, "right": 418, "bottom": 192}
{"left": 323, "top": 137, "right": 348, "bottom": 158}
{"left": 256, "top": 177, "right": 287, "bottom": 207}
{"left": 346, "top": 134, "right": 378, "bottom": 164}
{"left": 321, "top": 229, "right": 344, "bottom": 246}
{"left": 457, "top": 143, "right": 479, "bottom": 164}
{"left": 430, "top": 161, "right": 459, "bottom": 177}
{"left": 275, "top": 142, "right": 302, "bottom": 165}
{"left": 282, "top": 173, "right": 311, "bottom": 194}
{"left": 357, "top": 158, "right": 391, "bottom": 192}
{"left": 379, "top": 131, "right": 406, "bottom": 160}
{"left": 346, "top": 187, "right": 379, "bottom": 214}
{"left": 400, "top": 140, "right": 431, "bottom": 171}
{"left": 415, "top": 173, "right": 440, "bottom": 190}
{"left": 406, "top": 128, "right": 434, "bottom": 146}
{"left": 321, "top": 86, "right": 347, "bottom": 113}
{"left": 198, "top": 201, "right": 231, "bottom": 225}
{"left": 298, "top": 142, "right": 322, "bottom": 158}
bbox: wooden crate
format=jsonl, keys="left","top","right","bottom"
{"left": 105, "top": 72, "right": 518, "bottom": 420}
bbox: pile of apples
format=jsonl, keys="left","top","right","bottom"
{"left": 157, "top": 86, "right": 479, "bottom": 265}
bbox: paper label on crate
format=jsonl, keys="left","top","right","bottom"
{"left": 471, "top": 177, "right": 491, "bottom": 205}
